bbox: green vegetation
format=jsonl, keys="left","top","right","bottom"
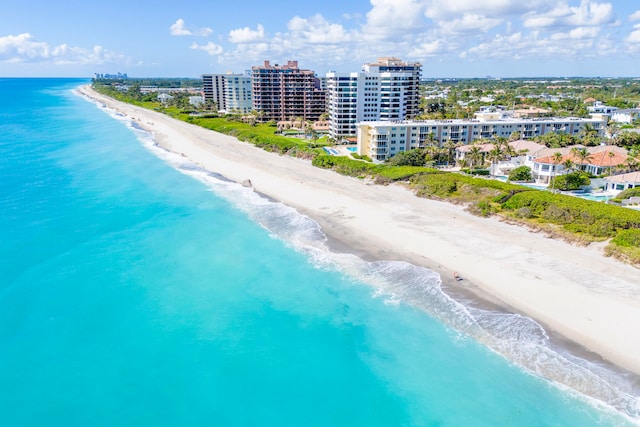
{"left": 551, "top": 172, "right": 590, "bottom": 191}
{"left": 312, "top": 154, "right": 437, "bottom": 182}
{"left": 463, "top": 168, "right": 490, "bottom": 176}
{"left": 607, "top": 229, "right": 640, "bottom": 264}
{"left": 93, "top": 82, "right": 327, "bottom": 159}
{"left": 613, "top": 187, "right": 640, "bottom": 201}
{"left": 186, "top": 115, "right": 325, "bottom": 158}
{"left": 387, "top": 149, "right": 426, "bottom": 166}
{"left": 92, "top": 80, "right": 640, "bottom": 265}
{"left": 350, "top": 152, "right": 372, "bottom": 162}
{"left": 509, "top": 166, "right": 532, "bottom": 182}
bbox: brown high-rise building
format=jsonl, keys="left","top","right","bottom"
{"left": 251, "top": 60, "right": 326, "bottom": 122}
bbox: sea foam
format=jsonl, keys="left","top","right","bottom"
{"left": 92, "top": 95, "right": 640, "bottom": 423}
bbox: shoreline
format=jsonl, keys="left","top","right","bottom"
{"left": 78, "top": 87, "right": 640, "bottom": 390}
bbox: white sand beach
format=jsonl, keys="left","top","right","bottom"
{"left": 80, "top": 86, "right": 640, "bottom": 377}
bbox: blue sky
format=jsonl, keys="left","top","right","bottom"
{"left": 1, "top": 0, "right": 640, "bottom": 78}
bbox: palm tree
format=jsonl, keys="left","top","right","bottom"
{"left": 487, "top": 146, "right": 504, "bottom": 177}
{"left": 443, "top": 140, "right": 457, "bottom": 166}
{"left": 421, "top": 132, "right": 437, "bottom": 149}
{"left": 550, "top": 151, "right": 563, "bottom": 191}
{"left": 624, "top": 156, "right": 639, "bottom": 173}
{"left": 424, "top": 143, "right": 440, "bottom": 163}
{"left": 571, "top": 147, "right": 591, "bottom": 171}
{"left": 508, "top": 131, "right": 521, "bottom": 142}
{"left": 605, "top": 122, "right": 620, "bottom": 144}
{"left": 607, "top": 151, "right": 616, "bottom": 176}
{"left": 467, "top": 146, "right": 483, "bottom": 169}
{"left": 562, "top": 159, "right": 574, "bottom": 173}
{"left": 579, "top": 124, "right": 600, "bottom": 146}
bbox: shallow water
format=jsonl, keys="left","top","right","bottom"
{"left": 0, "top": 78, "right": 637, "bottom": 426}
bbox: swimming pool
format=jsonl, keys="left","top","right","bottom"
{"left": 323, "top": 147, "right": 340, "bottom": 155}
{"left": 568, "top": 192, "right": 612, "bottom": 202}
{"left": 346, "top": 146, "right": 357, "bottom": 152}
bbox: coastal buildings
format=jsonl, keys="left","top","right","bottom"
{"left": 202, "top": 73, "right": 253, "bottom": 113}
{"left": 202, "top": 74, "right": 225, "bottom": 110}
{"left": 94, "top": 72, "right": 128, "bottom": 79}
{"left": 357, "top": 115, "right": 607, "bottom": 162}
{"left": 611, "top": 108, "right": 640, "bottom": 124}
{"left": 603, "top": 171, "right": 640, "bottom": 193}
{"left": 327, "top": 57, "right": 422, "bottom": 141}
{"left": 455, "top": 139, "right": 547, "bottom": 175}
{"left": 530, "top": 145, "right": 628, "bottom": 184}
{"left": 251, "top": 60, "right": 326, "bottom": 122}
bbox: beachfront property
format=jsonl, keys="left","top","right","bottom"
{"left": 202, "top": 73, "right": 253, "bottom": 114}
{"left": 202, "top": 74, "right": 225, "bottom": 109}
{"left": 188, "top": 96, "right": 204, "bottom": 108}
{"left": 530, "top": 145, "right": 628, "bottom": 184}
{"left": 603, "top": 171, "right": 640, "bottom": 193}
{"left": 251, "top": 60, "right": 326, "bottom": 122}
{"left": 327, "top": 57, "right": 422, "bottom": 141}
{"left": 356, "top": 115, "right": 607, "bottom": 162}
{"left": 157, "top": 93, "right": 173, "bottom": 104}
{"left": 455, "top": 139, "right": 547, "bottom": 175}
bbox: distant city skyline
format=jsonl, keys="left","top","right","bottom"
{"left": 2, "top": 0, "right": 640, "bottom": 78}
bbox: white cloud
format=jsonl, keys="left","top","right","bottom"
{"left": 0, "top": 33, "right": 128, "bottom": 65}
{"left": 408, "top": 39, "right": 446, "bottom": 57}
{"left": 626, "top": 23, "right": 640, "bottom": 43}
{"left": 170, "top": 19, "right": 191, "bottom": 36}
{"left": 0, "top": 33, "right": 48, "bottom": 62}
{"left": 202, "top": 0, "right": 631, "bottom": 75}
{"left": 438, "top": 13, "right": 503, "bottom": 34}
{"left": 228, "top": 24, "right": 265, "bottom": 43}
{"left": 287, "top": 14, "right": 352, "bottom": 44}
{"left": 190, "top": 41, "right": 224, "bottom": 56}
{"left": 629, "top": 10, "right": 640, "bottom": 22}
{"left": 565, "top": 0, "right": 614, "bottom": 26}
{"left": 523, "top": 1, "right": 614, "bottom": 29}
{"left": 424, "top": 0, "right": 550, "bottom": 21}
{"left": 169, "top": 18, "right": 212, "bottom": 37}
{"left": 462, "top": 23, "right": 611, "bottom": 61}
{"left": 549, "top": 26, "right": 600, "bottom": 40}
{"left": 363, "top": 0, "right": 426, "bottom": 38}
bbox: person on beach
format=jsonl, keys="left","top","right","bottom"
{"left": 453, "top": 272, "right": 462, "bottom": 281}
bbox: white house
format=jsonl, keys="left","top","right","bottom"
{"left": 611, "top": 108, "right": 640, "bottom": 124}
{"left": 157, "top": 93, "right": 173, "bottom": 104}
{"left": 587, "top": 101, "right": 618, "bottom": 115}
{"left": 602, "top": 172, "right": 640, "bottom": 193}
{"left": 189, "top": 96, "right": 204, "bottom": 108}
{"left": 530, "top": 146, "right": 628, "bottom": 184}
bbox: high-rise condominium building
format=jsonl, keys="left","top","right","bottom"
{"left": 327, "top": 57, "right": 422, "bottom": 140}
{"left": 251, "top": 60, "right": 326, "bottom": 122}
{"left": 202, "top": 73, "right": 253, "bottom": 114}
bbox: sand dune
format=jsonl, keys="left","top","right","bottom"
{"left": 79, "top": 86, "right": 640, "bottom": 377}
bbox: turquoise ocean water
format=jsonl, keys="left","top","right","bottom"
{"left": 0, "top": 78, "right": 638, "bottom": 426}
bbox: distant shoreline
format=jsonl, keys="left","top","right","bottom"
{"left": 78, "top": 85, "right": 640, "bottom": 413}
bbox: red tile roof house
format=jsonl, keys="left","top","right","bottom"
{"left": 531, "top": 146, "right": 628, "bottom": 185}
{"left": 454, "top": 140, "right": 546, "bottom": 174}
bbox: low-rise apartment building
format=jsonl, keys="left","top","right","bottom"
{"left": 357, "top": 116, "right": 607, "bottom": 162}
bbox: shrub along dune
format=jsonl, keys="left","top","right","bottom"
{"left": 93, "top": 84, "right": 640, "bottom": 266}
